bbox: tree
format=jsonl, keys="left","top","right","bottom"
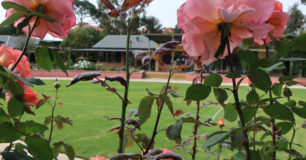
{"left": 285, "top": 3, "right": 306, "bottom": 35}
{"left": 140, "top": 15, "right": 163, "bottom": 33}
{"left": 60, "top": 27, "right": 105, "bottom": 48}
{"left": 173, "top": 24, "right": 183, "bottom": 34}
{"left": 74, "top": 0, "right": 100, "bottom": 25}
{"left": 301, "top": 0, "right": 306, "bottom": 4}
{"left": 98, "top": 0, "right": 162, "bottom": 35}
{"left": 0, "top": 24, "right": 23, "bottom": 35}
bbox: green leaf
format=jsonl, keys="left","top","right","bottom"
{"left": 26, "top": 78, "right": 46, "bottom": 85}
{"left": 166, "top": 119, "right": 183, "bottom": 144}
{"left": 0, "top": 108, "right": 10, "bottom": 125}
{"left": 1, "top": 1, "right": 31, "bottom": 13}
{"left": 276, "top": 122, "right": 292, "bottom": 135}
{"left": 8, "top": 97, "right": 24, "bottom": 117}
{"left": 263, "top": 103, "right": 295, "bottom": 124}
{"left": 204, "top": 74, "right": 223, "bottom": 87}
{"left": 293, "top": 33, "right": 306, "bottom": 51}
{"left": 239, "top": 37, "right": 253, "bottom": 50}
{"left": 203, "top": 131, "right": 230, "bottom": 149}
{"left": 28, "top": 11, "right": 56, "bottom": 22}
{"left": 4, "top": 67, "right": 33, "bottom": 87}
{"left": 1, "top": 152, "right": 34, "bottom": 160}
{"left": 159, "top": 94, "right": 174, "bottom": 115}
{"left": 292, "top": 106, "right": 306, "bottom": 118}
{"left": 246, "top": 90, "right": 259, "bottom": 105}
{"left": 224, "top": 103, "right": 238, "bottom": 122}
{"left": 248, "top": 69, "right": 271, "bottom": 92}
{"left": 242, "top": 106, "right": 258, "bottom": 123}
{"left": 232, "top": 152, "right": 245, "bottom": 160}
{"left": 279, "top": 76, "right": 295, "bottom": 83}
{"left": 138, "top": 96, "right": 155, "bottom": 125}
{"left": 275, "top": 38, "right": 291, "bottom": 57}
{"left": 299, "top": 101, "right": 306, "bottom": 107}
{"left": 185, "top": 84, "right": 211, "bottom": 101}
{"left": 7, "top": 81, "right": 24, "bottom": 100}
{"left": 51, "top": 50, "right": 68, "bottom": 76}
{"left": 18, "top": 121, "right": 48, "bottom": 134}
{"left": 0, "top": 122, "right": 22, "bottom": 143}
{"left": 25, "top": 136, "right": 53, "bottom": 160}
{"left": 272, "top": 83, "right": 283, "bottom": 97}
{"left": 265, "top": 62, "right": 284, "bottom": 73}
{"left": 238, "top": 50, "right": 260, "bottom": 71}
{"left": 182, "top": 117, "right": 201, "bottom": 125}
{"left": 63, "top": 144, "right": 75, "bottom": 160}
{"left": 250, "top": 150, "right": 264, "bottom": 160}
{"left": 226, "top": 72, "right": 241, "bottom": 79}
{"left": 283, "top": 87, "right": 292, "bottom": 98}
{"left": 259, "top": 57, "right": 278, "bottom": 68}
{"left": 213, "top": 88, "right": 228, "bottom": 104}
{"left": 35, "top": 47, "right": 53, "bottom": 71}
{"left": 0, "top": 12, "right": 24, "bottom": 26}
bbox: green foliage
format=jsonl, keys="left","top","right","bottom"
{"left": 17, "top": 121, "right": 48, "bottom": 134}
{"left": 293, "top": 33, "right": 306, "bottom": 52}
{"left": 213, "top": 88, "right": 228, "bottom": 104}
{"left": 246, "top": 90, "right": 259, "bottom": 105}
{"left": 263, "top": 103, "right": 295, "bottom": 124}
{"left": 242, "top": 106, "right": 257, "bottom": 123}
{"left": 224, "top": 103, "right": 238, "bottom": 122}
{"left": 203, "top": 131, "right": 229, "bottom": 149}
{"left": 285, "top": 3, "right": 306, "bottom": 35}
{"left": 238, "top": 50, "right": 260, "bottom": 71}
{"left": 185, "top": 84, "right": 211, "bottom": 101}
{"left": 204, "top": 74, "right": 223, "bottom": 87}
{"left": 275, "top": 122, "right": 292, "bottom": 135}
{"left": 60, "top": 27, "right": 105, "bottom": 49}
{"left": 248, "top": 69, "right": 271, "bottom": 92}
{"left": 166, "top": 119, "right": 183, "bottom": 144}
{"left": 138, "top": 95, "right": 155, "bottom": 125}
{"left": 159, "top": 94, "right": 174, "bottom": 116}
{"left": 0, "top": 122, "right": 22, "bottom": 143}
{"left": 8, "top": 97, "right": 24, "bottom": 117}
{"left": 275, "top": 37, "right": 291, "bottom": 57}
{"left": 25, "top": 136, "right": 53, "bottom": 160}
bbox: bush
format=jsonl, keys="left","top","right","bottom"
{"left": 73, "top": 60, "right": 95, "bottom": 70}
{"left": 95, "top": 64, "right": 106, "bottom": 71}
{"left": 108, "top": 66, "right": 118, "bottom": 71}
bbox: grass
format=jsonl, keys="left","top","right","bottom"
{"left": 18, "top": 80, "right": 306, "bottom": 159}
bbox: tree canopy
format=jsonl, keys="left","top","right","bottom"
{"left": 285, "top": 3, "right": 306, "bottom": 35}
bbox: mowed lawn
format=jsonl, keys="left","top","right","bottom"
{"left": 20, "top": 80, "right": 306, "bottom": 159}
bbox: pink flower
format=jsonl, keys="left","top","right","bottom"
{"left": 254, "top": 0, "right": 290, "bottom": 44}
{"left": 5, "top": 0, "right": 76, "bottom": 39}
{"left": 177, "top": 0, "right": 275, "bottom": 65}
{"left": 90, "top": 155, "right": 108, "bottom": 160}
{"left": 0, "top": 45, "right": 40, "bottom": 107}
{"left": 160, "top": 148, "right": 184, "bottom": 160}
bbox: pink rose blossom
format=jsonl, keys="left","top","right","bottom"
{"left": 254, "top": 0, "right": 290, "bottom": 44}
{"left": 90, "top": 155, "right": 108, "bottom": 160}
{"left": 177, "top": 0, "right": 275, "bottom": 65}
{"left": 5, "top": 0, "right": 76, "bottom": 39}
{"left": 0, "top": 45, "right": 40, "bottom": 107}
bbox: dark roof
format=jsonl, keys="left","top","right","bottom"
{"left": 145, "top": 33, "right": 182, "bottom": 44}
{"left": 93, "top": 35, "right": 158, "bottom": 50}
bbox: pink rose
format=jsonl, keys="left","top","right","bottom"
{"left": 0, "top": 45, "right": 40, "bottom": 107}
{"left": 90, "top": 155, "right": 108, "bottom": 160}
{"left": 177, "top": 0, "right": 275, "bottom": 65}
{"left": 254, "top": 0, "right": 290, "bottom": 44}
{"left": 5, "top": 0, "right": 76, "bottom": 39}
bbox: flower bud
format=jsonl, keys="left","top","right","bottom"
{"left": 54, "top": 80, "right": 61, "bottom": 89}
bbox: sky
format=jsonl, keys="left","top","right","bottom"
{"left": 0, "top": 0, "right": 306, "bottom": 40}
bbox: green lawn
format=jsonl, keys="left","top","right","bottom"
{"left": 20, "top": 80, "right": 306, "bottom": 159}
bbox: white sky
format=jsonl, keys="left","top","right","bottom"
{"left": 0, "top": 0, "right": 305, "bottom": 40}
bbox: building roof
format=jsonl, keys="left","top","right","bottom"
{"left": 0, "top": 35, "right": 39, "bottom": 49}
{"left": 93, "top": 35, "right": 158, "bottom": 50}
{"left": 145, "top": 33, "right": 182, "bottom": 44}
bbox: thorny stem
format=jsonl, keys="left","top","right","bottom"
{"left": 144, "top": 51, "right": 175, "bottom": 154}
{"left": 11, "top": 17, "right": 40, "bottom": 71}
{"left": 226, "top": 38, "right": 251, "bottom": 159}
{"left": 118, "top": 24, "right": 131, "bottom": 153}
{"left": 191, "top": 73, "right": 203, "bottom": 160}
{"left": 48, "top": 87, "right": 59, "bottom": 144}
{"left": 118, "top": 2, "right": 147, "bottom": 153}
{"left": 264, "top": 40, "right": 277, "bottom": 160}
{"left": 288, "top": 126, "right": 296, "bottom": 160}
